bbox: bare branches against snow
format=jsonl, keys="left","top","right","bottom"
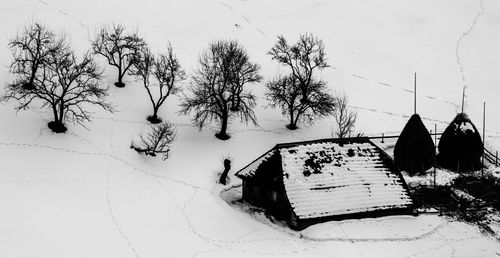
{"left": 131, "top": 122, "right": 176, "bottom": 160}
{"left": 3, "top": 22, "right": 113, "bottom": 133}
{"left": 91, "top": 23, "right": 146, "bottom": 88}
{"left": 130, "top": 44, "right": 186, "bottom": 124}
{"left": 266, "top": 33, "right": 335, "bottom": 130}
{"left": 179, "top": 40, "right": 261, "bottom": 140}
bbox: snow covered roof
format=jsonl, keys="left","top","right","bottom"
{"left": 236, "top": 138, "right": 413, "bottom": 220}
{"left": 236, "top": 149, "right": 275, "bottom": 178}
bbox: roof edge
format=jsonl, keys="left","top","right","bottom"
{"left": 234, "top": 137, "right": 373, "bottom": 179}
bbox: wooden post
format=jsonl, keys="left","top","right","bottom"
{"left": 434, "top": 124, "right": 438, "bottom": 147}
{"left": 482, "top": 102, "right": 485, "bottom": 178}
{"left": 219, "top": 159, "right": 231, "bottom": 185}
{"left": 434, "top": 124, "right": 437, "bottom": 187}
{"left": 414, "top": 73, "right": 417, "bottom": 114}
{"left": 381, "top": 133, "right": 384, "bottom": 143}
{"left": 496, "top": 151, "right": 498, "bottom": 166}
{"left": 434, "top": 166, "right": 437, "bottom": 188}
{"left": 461, "top": 86, "right": 465, "bottom": 113}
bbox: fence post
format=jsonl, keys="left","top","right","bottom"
{"left": 381, "top": 133, "right": 384, "bottom": 143}
{"left": 496, "top": 151, "right": 498, "bottom": 166}
{"left": 434, "top": 124, "right": 437, "bottom": 148}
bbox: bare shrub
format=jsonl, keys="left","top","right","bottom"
{"left": 131, "top": 122, "right": 176, "bottom": 160}
{"left": 332, "top": 93, "right": 357, "bottom": 138}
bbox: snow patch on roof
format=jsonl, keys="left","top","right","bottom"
{"left": 280, "top": 142, "right": 412, "bottom": 219}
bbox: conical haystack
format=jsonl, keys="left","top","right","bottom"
{"left": 437, "top": 113, "right": 483, "bottom": 172}
{"left": 394, "top": 114, "right": 435, "bottom": 175}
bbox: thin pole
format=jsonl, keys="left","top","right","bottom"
{"left": 496, "top": 151, "right": 498, "bottom": 166}
{"left": 434, "top": 124, "right": 438, "bottom": 147}
{"left": 434, "top": 123, "right": 437, "bottom": 187}
{"left": 414, "top": 73, "right": 417, "bottom": 114}
{"left": 461, "top": 86, "right": 465, "bottom": 113}
{"left": 482, "top": 102, "right": 485, "bottom": 177}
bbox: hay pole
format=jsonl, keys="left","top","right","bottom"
{"left": 482, "top": 102, "right": 485, "bottom": 177}
{"left": 461, "top": 87, "right": 465, "bottom": 113}
{"left": 434, "top": 123, "right": 437, "bottom": 187}
{"left": 414, "top": 72, "right": 417, "bottom": 114}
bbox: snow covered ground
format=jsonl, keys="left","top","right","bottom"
{"left": 1, "top": 0, "right": 500, "bottom": 257}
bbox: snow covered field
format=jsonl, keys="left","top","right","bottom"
{"left": 1, "top": 0, "right": 500, "bottom": 257}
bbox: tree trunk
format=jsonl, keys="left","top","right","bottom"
{"left": 115, "top": 66, "right": 125, "bottom": 87}
{"left": 287, "top": 108, "right": 297, "bottom": 130}
{"left": 147, "top": 107, "right": 162, "bottom": 124}
{"left": 48, "top": 105, "right": 67, "bottom": 133}
{"left": 216, "top": 114, "right": 230, "bottom": 140}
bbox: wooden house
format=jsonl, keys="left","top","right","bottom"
{"left": 235, "top": 137, "right": 413, "bottom": 229}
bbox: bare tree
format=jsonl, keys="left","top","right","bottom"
{"left": 266, "top": 74, "right": 335, "bottom": 130}
{"left": 130, "top": 44, "right": 186, "bottom": 123}
{"left": 131, "top": 122, "right": 176, "bottom": 160}
{"left": 268, "top": 33, "right": 328, "bottom": 103}
{"left": 91, "top": 24, "right": 146, "bottom": 87}
{"left": 224, "top": 41, "right": 262, "bottom": 111}
{"left": 7, "top": 22, "right": 66, "bottom": 90}
{"left": 179, "top": 40, "right": 258, "bottom": 140}
{"left": 332, "top": 93, "right": 357, "bottom": 138}
{"left": 2, "top": 26, "right": 113, "bottom": 133}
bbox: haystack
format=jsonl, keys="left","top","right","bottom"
{"left": 394, "top": 114, "right": 435, "bottom": 175}
{"left": 437, "top": 113, "right": 483, "bottom": 172}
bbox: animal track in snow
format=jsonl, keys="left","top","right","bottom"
{"left": 454, "top": 0, "right": 485, "bottom": 95}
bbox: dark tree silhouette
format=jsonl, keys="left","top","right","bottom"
{"left": 268, "top": 33, "right": 328, "bottom": 103}
{"left": 223, "top": 41, "right": 262, "bottom": 111}
{"left": 7, "top": 22, "right": 66, "bottom": 91}
{"left": 3, "top": 27, "right": 112, "bottom": 133}
{"left": 91, "top": 24, "right": 146, "bottom": 88}
{"left": 130, "top": 44, "right": 186, "bottom": 124}
{"left": 394, "top": 114, "right": 435, "bottom": 175}
{"left": 131, "top": 122, "right": 176, "bottom": 160}
{"left": 179, "top": 40, "right": 258, "bottom": 140}
{"left": 266, "top": 74, "right": 335, "bottom": 130}
{"left": 437, "top": 113, "right": 483, "bottom": 172}
{"left": 332, "top": 93, "right": 357, "bottom": 138}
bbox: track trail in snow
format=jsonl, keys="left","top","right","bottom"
{"left": 30, "top": 0, "right": 500, "bottom": 139}
{"left": 0, "top": 129, "right": 312, "bottom": 256}
{"left": 454, "top": 0, "right": 485, "bottom": 100}
{"left": 219, "top": 1, "right": 269, "bottom": 38}
{"left": 104, "top": 123, "right": 142, "bottom": 258}
{"left": 1, "top": 1, "right": 497, "bottom": 256}
{"left": 0, "top": 141, "right": 206, "bottom": 190}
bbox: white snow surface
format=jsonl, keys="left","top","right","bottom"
{"left": 280, "top": 142, "right": 411, "bottom": 219}
{"left": 1, "top": 0, "right": 500, "bottom": 257}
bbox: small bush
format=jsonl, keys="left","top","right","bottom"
{"left": 131, "top": 122, "right": 176, "bottom": 160}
